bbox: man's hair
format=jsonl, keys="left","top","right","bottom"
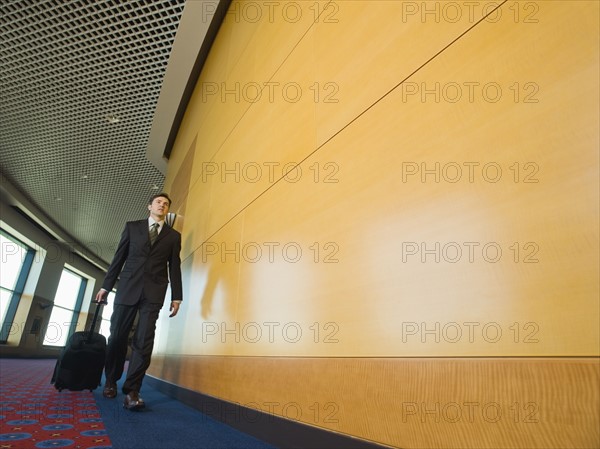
{"left": 148, "top": 192, "right": 172, "bottom": 206}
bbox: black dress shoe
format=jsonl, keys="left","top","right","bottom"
{"left": 103, "top": 382, "right": 117, "bottom": 399}
{"left": 123, "top": 391, "right": 145, "bottom": 410}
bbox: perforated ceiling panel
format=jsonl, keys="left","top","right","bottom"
{"left": 0, "top": 0, "right": 187, "bottom": 265}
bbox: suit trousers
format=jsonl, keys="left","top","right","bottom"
{"left": 104, "top": 295, "right": 161, "bottom": 394}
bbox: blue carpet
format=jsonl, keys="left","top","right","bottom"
{"left": 93, "top": 376, "right": 278, "bottom": 449}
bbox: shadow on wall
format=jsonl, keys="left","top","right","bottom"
{"left": 201, "top": 260, "right": 218, "bottom": 320}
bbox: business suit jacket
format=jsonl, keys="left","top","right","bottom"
{"left": 102, "top": 219, "right": 183, "bottom": 306}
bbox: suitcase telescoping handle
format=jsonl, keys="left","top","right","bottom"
{"left": 86, "top": 302, "right": 103, "bottom": 343}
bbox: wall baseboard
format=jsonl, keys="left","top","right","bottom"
{"left": 145, "top": 374, "right": 392, "bottom": 449}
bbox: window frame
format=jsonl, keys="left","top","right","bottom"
{"left": 42, "top": 267, "right": 87, "bottom": 347}
{"left": 0, "top": 229, "right": 35, "bottom": 343}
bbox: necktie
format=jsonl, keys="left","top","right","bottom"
{"left": 149, "top": 223, "right": 159, "bottom": 246}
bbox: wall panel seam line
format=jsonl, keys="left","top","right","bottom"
{"left": 185, "top": 2, "right": 328, "bottom": 198}
{"left": 181, "top": 0, "right": 509, "bottom": 265}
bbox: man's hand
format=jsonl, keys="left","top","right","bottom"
{"left": 169, "top": 301, "right": 180, "bottom": 318}
{"left": 95, "top": 289, "right": 108, "bottom": 304}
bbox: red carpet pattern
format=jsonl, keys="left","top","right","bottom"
{"left": 0, "top": 359, "right": 112, "bottom": 449}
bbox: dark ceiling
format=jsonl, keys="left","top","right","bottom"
{"left": 0, "top": 0, "right": 224, "bottom": 269}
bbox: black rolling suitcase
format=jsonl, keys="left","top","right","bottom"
{"left": 51, "top": 303, "right": 106, "bottom": 391}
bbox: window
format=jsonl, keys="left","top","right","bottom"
{"left": 43, "top": 268, "right": 87, "bottom": 347}
{"left": 0, "top": 230, "right": 34, "bottom": 342}
{"left": 98, "top": 291, "right": 115, "bottom": 339}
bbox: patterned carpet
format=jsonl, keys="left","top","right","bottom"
{"left": 0, "top": 358, "right": 112, "bottom": 449}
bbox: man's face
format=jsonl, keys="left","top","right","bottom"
{"left": 148, "top": 196, "right": 170, "bottom": 218}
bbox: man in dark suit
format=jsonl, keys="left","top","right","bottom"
{"left": 95, "top": 193, "right": 182, "bottom": 410}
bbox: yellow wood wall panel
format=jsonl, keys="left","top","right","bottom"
{"left": 180, "top": 172, "right": 214, "bottom": 259}
{"left": 312, "top": 0, "right": 502, "bottom": 146}
{"left": 230, "top": 142, "right": 560, "bottom": 356}
{"left": 156, "top": 0, "right": 600, "bottom": 445}
{"left": 183, "top": 17, "right": 258, "bottom": 186}
{"left": 180, "top": 3, "right": 320, "bottom": 193}
{"left": 169, "top": 14, "right": 233, "bottom": 161}
{"left": 181, "top": 1, "right": 265, "bottom": 127}
{"left": 164, "top": 136, "right": 196, "bottom": 239}
{"left": 201, "top": 53, "right": 319, "bottom": 248}
{"left": 152, "top": 254, "right": 196, "bottom": 355}
{"left": 147, "top": 356, "right": 600, "bottom": 449}
{"left": 156, "top": 213, "right": 246, "bottom": 356}
{"left": 222, "top": 4, "right": 258, "bottom": 79}
{"left": 186, "top": 94, "right": 253, "bottom": 184}
{"left": 192, "top": 0, "right": 598, "bottom": 356}
{"left": 250, "top": 1, "right": 327, "bottom": 82}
